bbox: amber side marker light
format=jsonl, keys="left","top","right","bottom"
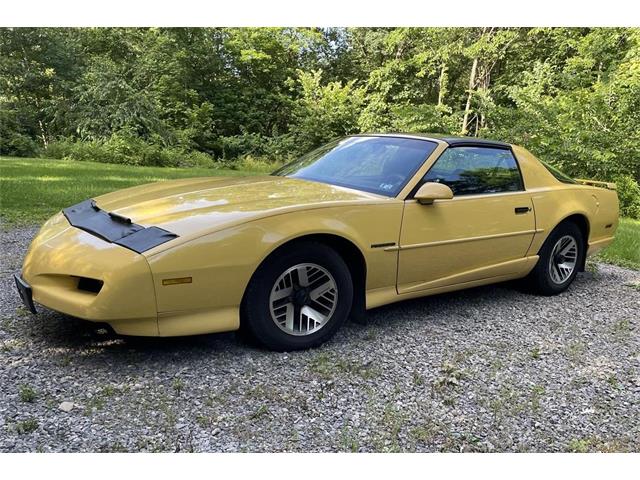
{"left": 162, "top": 277, "right": 192, "bottom": 286}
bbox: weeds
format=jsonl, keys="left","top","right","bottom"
{"left": 15, "top": 418, "right": 39, "bottom": 434}
{"left": 19, "top": 385, "right": 37, "bottom": 403}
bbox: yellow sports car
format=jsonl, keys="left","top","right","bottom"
{"left": 15, "top": 134, "right": 619, "bottom": 350}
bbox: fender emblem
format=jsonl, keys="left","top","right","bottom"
{"left": 162, "top": 277, "right": 193, "bottom": 286}
{"left": 371, "top": 242, "right": 396, "bottom": 249}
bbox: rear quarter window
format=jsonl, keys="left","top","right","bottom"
{"left": 540, "top": 161, "right": 578, "bottom": 184}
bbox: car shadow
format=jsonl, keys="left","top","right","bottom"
{"left": 23, "top": 283, "right": 515, "bottom": 349}
{"left": 18, "top": 307, "right": 244, "bottom": 361}
{"left": 18, "top": 272, "right": 596, "bottom": 363}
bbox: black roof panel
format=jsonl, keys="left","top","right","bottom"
{"left": 358, "top": 133, "right": 511, "bottom": 149}
{"left": 438, "top": 136, "right": 511, "bottom": 148}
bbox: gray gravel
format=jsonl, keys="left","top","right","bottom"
{"left": 1, "top": 225, "right": 639, "bottom": 452}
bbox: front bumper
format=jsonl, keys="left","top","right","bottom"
{"left": 14, "top": 273, "right": 36, "bottom": 314}
{"left": 19, "top": 213, "right": 160, "bottom": 336}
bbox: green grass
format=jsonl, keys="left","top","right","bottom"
{"left": 0, "top": 156, "right": 637, "bottom": 269}
{"left": 15, "top": 418, "right": 39, "bottom": 434}
{"left": 595, "top": 218, "right": 640, "bottom": 270}
{"left": 18, "top": 384, "right": 37, "bottom": 403}
{"left": 0, "top": 156, "right": 260, "bottom": 225}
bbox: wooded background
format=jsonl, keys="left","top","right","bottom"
{"left": 1, "top": 27, "right": 639, "bottom": 216}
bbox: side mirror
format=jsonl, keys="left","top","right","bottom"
{"left": 414, "top": 182, "right": 454, "bottom": 205}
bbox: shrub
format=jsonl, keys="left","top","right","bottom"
{"left": 45, "top": 135, "right": 216, "bottom": 168}
{"left": 45, "top": 138, "right": 110, "bottom": 163}
{"left": 177, "top": 150, "right": 217, "bottom": 169}
{"left": 217, "top": 133, "right": 295, "bottom": 163}
{"left": 0, "top": 131, "right": 41, "bottom": 157}
{"left": 231, "top": 155, "right": 285, "bottom": 173}
{"left": 613, "top": 174, "right": 640, "bottom": 219}
{"left": 0, "top": 108, "right": 42, "bottom": 157}
{"left": 218, "top": 133, "right": 265, "bottom": 160}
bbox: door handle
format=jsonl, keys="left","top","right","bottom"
{"left": 515, "top": 206, "right": 531, "bottom": 214}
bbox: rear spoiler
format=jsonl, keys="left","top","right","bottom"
{"left": 575, "top": 179, "right": 617, "bottom": 190}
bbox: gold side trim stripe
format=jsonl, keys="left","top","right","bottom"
{"left": 162, "top": 277, "right": 192, "bottom": 286}
{"left": 387, "top": 229, "right": 541, "bottom": 251}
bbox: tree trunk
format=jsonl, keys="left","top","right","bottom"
{"left": 476, "top": 66, "right": 490, "bottom": 136}
{"left": 437, "top": 63, "right": 447, "bottom": 107}
{"left": 38, "top": 119, "right": 49, "bottom": 149}
{"left": 461, "top": 56, "right": 478, "bottom": 135}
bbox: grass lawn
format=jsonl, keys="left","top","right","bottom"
{"left": 1, "top": 156, "right": 638, "bottom": 270}
{"left": 0, "top": 156, "right": 261, "bottom": 225}
{"left": 595, "top": 217, "right": 640, "bottom": 270}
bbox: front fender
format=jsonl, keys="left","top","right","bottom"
{"left": 145, "top": 203, "right": 403, "bottom": 335}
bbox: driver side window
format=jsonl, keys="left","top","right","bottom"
{"left": 422, "top": 146, "right": 523, "bottom": 196}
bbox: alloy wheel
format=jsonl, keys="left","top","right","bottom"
{"left": 269, "top": 263, "right": 338, "bottom": 336}
{"left": 548, "top": 235, "right": 578, "bottom": 285}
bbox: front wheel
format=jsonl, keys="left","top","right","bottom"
{"left": 241, "top": 242, "right": 353, "bottom": 351}
{"left": 527, "top": 222, "right": 585, "bottom": 295}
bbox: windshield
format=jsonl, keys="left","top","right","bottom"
{"left": 272, "top": 136, "right": 438, "bottom": 196}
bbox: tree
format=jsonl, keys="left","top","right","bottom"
{"left": 289, "top": 69, "right": 365, "bottom": 154}
{"left": 1, "top": 26, "right": 638, "bottom": 216}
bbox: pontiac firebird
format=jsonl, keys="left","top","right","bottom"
{"left": 15, "top": 134, "right": 619, "bottom": 350}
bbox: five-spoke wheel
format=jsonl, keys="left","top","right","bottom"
{"left": 241, "top": 242, "right": 353, "bottom": 351}
{"left": 528, "top": 221, "right": 584, "bottom": 295}
{"left": 269, "top": 263, "right": 338, "bottom": 336}
{"left": 548, "top": 235, "right": 578, "bottom": 285}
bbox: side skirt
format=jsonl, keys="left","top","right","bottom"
{"left": 366, "top": 256, "right": 539, "bottom": 310}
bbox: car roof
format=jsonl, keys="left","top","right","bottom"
{"left": 356, "top": 133, "right": 511, "bottom": 149}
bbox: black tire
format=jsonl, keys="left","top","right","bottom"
{"left": 526, "top": 221, "right": 585, "bottom": 295}
{"left": 240, "top": 241, "right": 353, "bottom": 351}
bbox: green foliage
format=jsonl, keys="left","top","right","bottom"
{"left": 46, "top": 134, "right": 216, "bottom": 168}
{"left": 613, "top": 175, "right": 640, "bottom": 219}
{"left": 15, "top": 418, "right": 39, "bottom": 434}
{"left": 289, "top": 69, "right": 365, "bottom": 154}
{"left": 0, "top": 27, "right": 638, "bottom": 212}
{"left": 233, "top": 155, "right": 284, "bottom": 173}
{"left": 567, "top": 438, "right": 592, "bottom": 453}
{"left": 217, "top": 133, "right": 296, "bottom": 162}
{"left": 596, "top": 218, "right": 640, "bottom": 269}
{"left": 18, "top": 385, "right": 37, "bottom": 403}
{"left": 0, "top": 109, "right": 41, "bottom": 157}
{"left": 388, "top": 104, "right": 459, "bottom": 134}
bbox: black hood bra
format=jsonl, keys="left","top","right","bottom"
{"left": 62, "top": 199, "right": 178, "bottom": 254}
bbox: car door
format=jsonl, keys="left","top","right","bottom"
{"left": 397, "top": 145, "right": 536, "bottom": 294}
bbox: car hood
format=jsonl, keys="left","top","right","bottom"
{"left": 93, "top": 175, "right": 385, "bottom": 239}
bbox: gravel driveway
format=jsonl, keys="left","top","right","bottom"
{"left": 1, "top": 226, "right": 639, "bottom": 452}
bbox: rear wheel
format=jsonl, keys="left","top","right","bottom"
{"left": 241, "top": 242, "right": 353, "bottom": 351}
{"left": 527, "top": 222, "right": 584, "bottom": 295}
